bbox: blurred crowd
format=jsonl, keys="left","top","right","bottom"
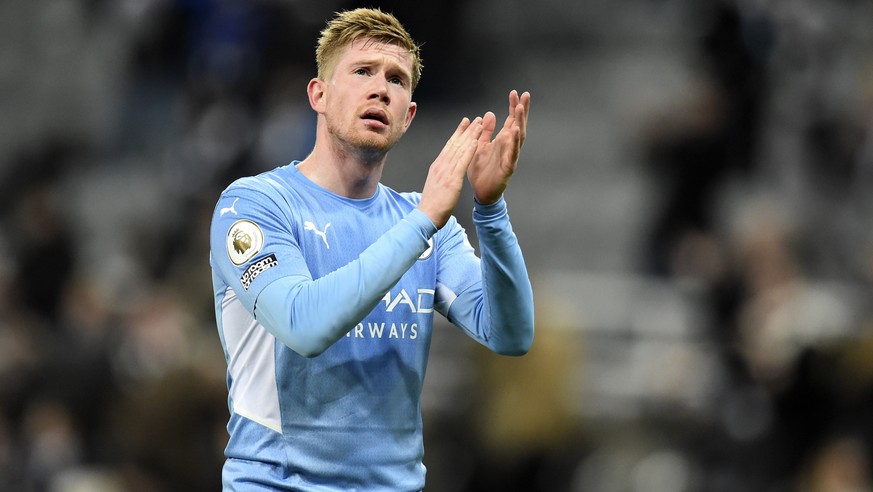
{"left": 1, "top": 0, "right": 873, "bottom": 491}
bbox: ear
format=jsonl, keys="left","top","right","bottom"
{"left": 307, "top": 78, "right": 327, "bottom": 114}
{"left": 404, "top": 101, "right": 417, "bottom": 130}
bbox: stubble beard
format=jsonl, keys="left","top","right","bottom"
{"left": 327, "top": 117, "right": 399, "bottom": 164}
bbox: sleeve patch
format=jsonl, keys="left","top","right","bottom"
{"left": 240, "top": 254, "right": 279, "bottom": 291}
{"left": 227, "top": 219, "right": 265, "bottom": 265}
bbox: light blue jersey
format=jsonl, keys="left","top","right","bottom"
{"left": 210, "top": 162, "right": 534, "bottom": 491}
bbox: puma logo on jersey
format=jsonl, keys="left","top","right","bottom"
{"left": 220, "top": 197, "right": 239, "bottom": 216}
{"left": 304, "top": 221, "right": 331, "bottom": 249}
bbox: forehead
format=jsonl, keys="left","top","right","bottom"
{"left": 336, "top": 38, "right": 413, "bottom": 72}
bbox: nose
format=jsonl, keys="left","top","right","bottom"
{"left": 367, "top": 77, "right": 390, "bottom": 104}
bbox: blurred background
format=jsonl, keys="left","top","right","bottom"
{"left": 1, "top": 0, "right": 873, "bottom": 490}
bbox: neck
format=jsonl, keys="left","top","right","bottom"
{"left": 297, "top": 138, "right": 387, "bottom": 199}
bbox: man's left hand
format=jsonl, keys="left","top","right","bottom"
{"left": 467, "top": 90, "right": 531, "bottom": 205}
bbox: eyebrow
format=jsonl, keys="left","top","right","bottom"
{"left": 350, "top": 55, "right": 412, "bottom": 82}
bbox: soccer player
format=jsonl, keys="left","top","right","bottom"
{"left": 209, "top": 7, "right": 534, "bottom": 491}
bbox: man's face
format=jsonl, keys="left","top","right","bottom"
{"left": 318, "top": 38, "right": 417, "bottom": 154}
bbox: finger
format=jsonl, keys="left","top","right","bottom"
{"left": 511, "top": 125, "right": 522, "bottom": 160}
{"left": 464, "top": 115, "right": 484, "bottom": 160}
{"left": 457, "top": 131, "right": 480, "bottom": 173}
{"left": 445, "top": 117, "right": 481, "bottom": 173}
{"left": 465, "top": 116, "right": 484, "bottom": 136}
{"left": 501, "top": 113, "right": 515, "bottom": 134}
{"left": 508, "top": 90, "right": 519, "bottom": 115}
{"left": 505, "top": 112, "right": 524, "bottom": 161}
{"left": 458, "top": 116, "right": 483, "bottom": 149}
{"left": 479, "top": 111, "right": 497, "bottom": 145}
{"left": 437, "top": 117, "right": 471, "bottom": 161}
{"left": 501, "top": 91, "right": 520, "bottom": 133}
{"left": 452, "top": 117, "right": 471, "bottom": 144}
{"left": 515, "top": 100, "right": 528, "bottom": 146}
{"left": 507, "top": 91, "right": 530, "bottom": 147}
{"left": 519, "top": 91, "right": 531, "bottom": 127}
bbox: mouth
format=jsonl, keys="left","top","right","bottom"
{"left": 360, "top": 108, "right": 389, "bottom": 126}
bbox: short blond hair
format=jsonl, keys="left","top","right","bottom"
{"left": 316, "top": 8, "right": 423, "bottom": 92}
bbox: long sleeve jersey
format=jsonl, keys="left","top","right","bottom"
{"left": 209, "top": 162, "right": 534, "bottom": 491}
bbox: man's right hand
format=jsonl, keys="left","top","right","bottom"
{"left": 417, "top": 117, "right": 483, "bottom": 228}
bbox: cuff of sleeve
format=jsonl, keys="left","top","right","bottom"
{"left": 406, "top": 208, "right": 439, "bottom": 238}
{"left": 473, "top": 196, "right": 507, "bottom": 221}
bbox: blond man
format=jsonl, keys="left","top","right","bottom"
{"left": 210, "top": 8, "right": 533, "bottom": 491}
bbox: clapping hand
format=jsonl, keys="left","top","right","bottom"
{"left": 467, "top": 90, "right": 531, "bottom": 205}
{"left": 417, "top": 117, "right": 484, "bottom": 228}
